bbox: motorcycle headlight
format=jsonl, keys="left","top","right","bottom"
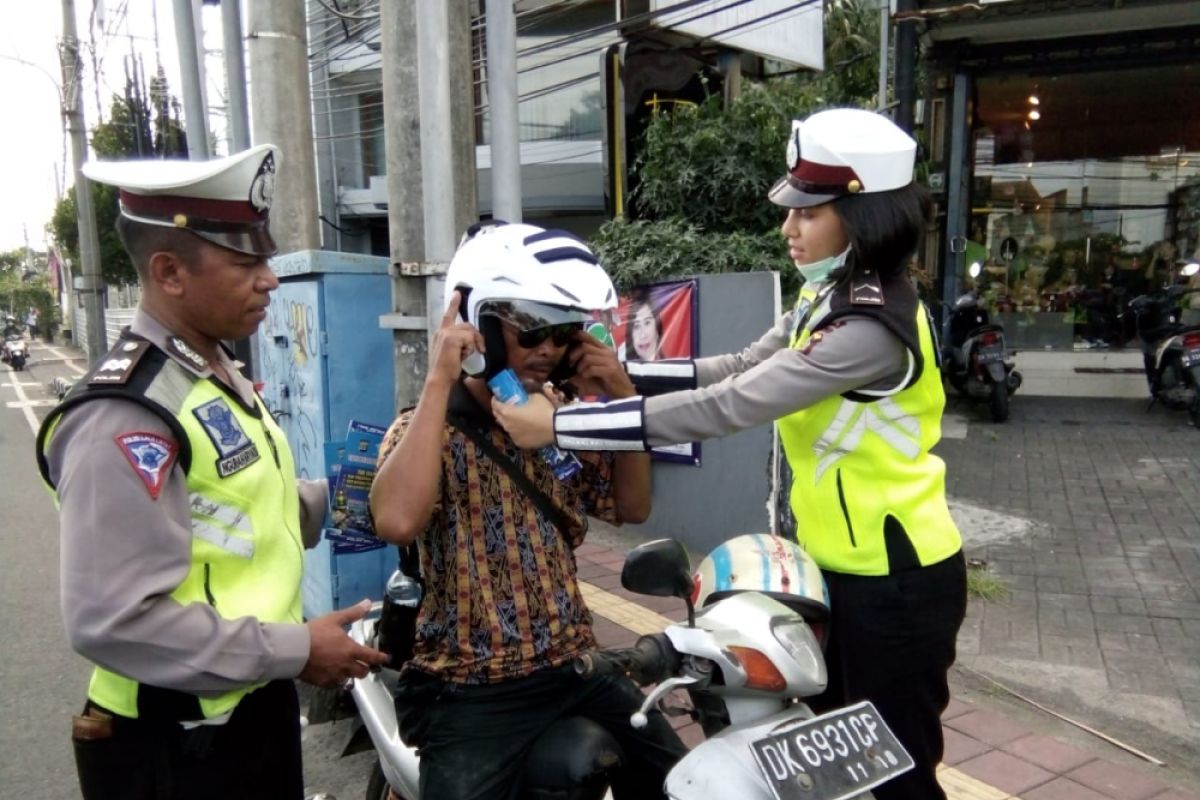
{"left": 770, "top": 618, "right": 823, "bottom": 678}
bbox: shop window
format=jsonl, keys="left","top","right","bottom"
{"left": 967, "top": 64, "right": 1200, "bottom": 350}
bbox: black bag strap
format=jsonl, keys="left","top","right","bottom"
{"left": 446, "top": 403, "right": 575, "bottom": 536}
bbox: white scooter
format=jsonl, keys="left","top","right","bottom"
{"left": 344, "top": 535, "right": 912, "bottom": 799}
{"left": 2, "top": 334, "right": 28, "bottom": 370}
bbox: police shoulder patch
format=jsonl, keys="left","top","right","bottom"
{"left": 193, "top": 397, "right": 260, "bottom": 477}
{"left": 89, "top": 340, "right": 152, "bottom": 385}
{"left": 115, "top": 431, "right": 178, "bottom": 499}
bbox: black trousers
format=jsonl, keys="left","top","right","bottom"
{"left": 395, "top": 664, "right": 687, "bottom": 800}
{"left": 809, "top": 552, "right": 967, "bottom": 800}
{"left": 72, "top": 679, "right": 304, "bottom": 800}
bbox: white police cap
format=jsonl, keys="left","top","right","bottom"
{"left": 768, "top": 108, "right": 916, "bottom": 209}
{"left": 82, "top": 144, "right": 280, "bottom": 257}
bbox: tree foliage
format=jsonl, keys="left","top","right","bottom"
{"left": 590, "top": 0, "right": 882, "bottom": 301}
{"left": 0, "top": 269, "right": 58, "bottom": 340}
{"left": 48, "top": 93, "right": 187, "bottom": 288}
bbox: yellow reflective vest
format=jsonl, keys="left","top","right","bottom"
{"left": 38, "top": 338, "right": 304, "bottom": 720}
{"left": 777, "top": 277, "right": 961, "bottom": 576}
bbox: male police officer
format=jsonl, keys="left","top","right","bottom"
{"left": 36, "top": 145, "right": 387, "bottom": 799}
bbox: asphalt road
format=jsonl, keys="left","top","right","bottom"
{"left": 0, "top": 339, "right": 89, "bottom": 796}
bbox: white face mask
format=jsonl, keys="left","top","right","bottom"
{"left": 795, "top": 244, "right": 851, "bottom": 285}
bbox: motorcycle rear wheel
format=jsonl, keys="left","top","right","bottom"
{"left": 366, "top": 759, "right": 409, "bottom": 800}
{"left": 989, "top": 380, "right": 1009, "bottom": 423}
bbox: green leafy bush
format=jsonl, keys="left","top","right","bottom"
{"left": 590, "top": 217, "right": 798, "bottom": 299}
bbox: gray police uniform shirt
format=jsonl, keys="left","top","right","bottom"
{"left": 47, "top": 309, "right": 327, "bottom": 696}
{"left": 557, "top": 294, "right": 910, "bottom": 450}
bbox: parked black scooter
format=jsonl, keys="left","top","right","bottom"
{"left": 942, "top": 264, "right": 1022, "bottom": 422}
{"left": 1122, "top": 261, "right": 1200, "bottom": 427}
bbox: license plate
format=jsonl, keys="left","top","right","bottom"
{"left": 1183, "top": 348, "right": 1200, "bottom": 368}
{"left": 749, "top": 701, "right": 914, "bottom": 800}
{"left": 975, "top": 347, "right": 1004, "bottom": 365}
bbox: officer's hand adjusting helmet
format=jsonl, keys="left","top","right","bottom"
{"left": 693, "top": 534, "right": 831, "bottom": 644}
{"left": 444, "top": 221, "right": 618, "bottom": 379}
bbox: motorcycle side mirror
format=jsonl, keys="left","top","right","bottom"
{"left": 621, "top": 539, "right": 696, "bottom": 626}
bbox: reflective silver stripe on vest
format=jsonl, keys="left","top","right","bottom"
{"left": 191, "top": 520, "right": 255, "bottom": 559}
{"left": 190, "top": 494, "right": 255, "bottom": 558}
{"left": 813, "top": 397, "right": 922, "bottom": 482}
{"left": 189, "top": 494, "right": 254, "bottom": 536}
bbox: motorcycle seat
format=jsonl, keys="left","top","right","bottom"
{"left": 966, "top": 323, "right": 1005, "bottom": 338}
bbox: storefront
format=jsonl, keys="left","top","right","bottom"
{"left": 920, "top": 3, "right": 1200, "bottom": 352}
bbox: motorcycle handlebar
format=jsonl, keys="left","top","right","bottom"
{"left": 573, "top": 634, "right": 680, "bottom": 686}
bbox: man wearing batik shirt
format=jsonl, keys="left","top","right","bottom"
{"left": 369, "top": 225, "right": 686, "bottom": 800}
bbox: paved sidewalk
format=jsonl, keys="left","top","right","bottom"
{"left": 574, "top": 540, "right": 1200, "bottom": 800}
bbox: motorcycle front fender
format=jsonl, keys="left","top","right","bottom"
{"left": 348, "top": 615, "right": 421, "bottom": 797}
{"left": 666, "top": 707, "right": 835, "bottom": 800}
{"left": 985, "top": 361, "right": 1007, "bottom": 384}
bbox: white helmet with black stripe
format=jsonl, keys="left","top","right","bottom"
{"left": 445, "top": 221, "right": 618, "bottom": 378}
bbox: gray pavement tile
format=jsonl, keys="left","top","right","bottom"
{"left": 1068, "top": 759, "right": 1172, "bottom": 800}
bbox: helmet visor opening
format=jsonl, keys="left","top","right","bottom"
{"left": 478, "top": 299, "right": 591, "bottom": 331}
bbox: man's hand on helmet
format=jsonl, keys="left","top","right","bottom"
{"left": 430, "top": 291, "right": 485, "bottom": 386}
{"left": 565, "top": 332, "right": 636, "bottom": 400}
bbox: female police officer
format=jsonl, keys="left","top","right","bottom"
{"left": 493, "top": 108, "right": 967, "bottom": 800}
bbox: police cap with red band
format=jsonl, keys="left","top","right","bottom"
{"left": 768, "top": 108, "right": 916, "bottom": 209}
{"left": 81, "top": 144, "right": 280, "bottom": 257}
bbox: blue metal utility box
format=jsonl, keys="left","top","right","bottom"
{"left": 258, "top": 249, "right": 397, "bottom": 618}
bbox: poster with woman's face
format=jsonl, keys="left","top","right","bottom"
{"left": 609, "top": 278, "right": 700, "bottom": 466}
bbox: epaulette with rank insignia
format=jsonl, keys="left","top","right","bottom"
{"left": 89, "top": 339, "right": 153, "bottom": 386}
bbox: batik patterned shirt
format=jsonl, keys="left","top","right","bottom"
{"left": 377, "top": 385, "right": 619, "bottom": 685}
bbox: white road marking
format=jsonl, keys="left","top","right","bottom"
{"left": 2, "top": 370, "right": 40, "bottom": 435}
{"left": 7, "top": 400, "right": 56, "bottom": 409}
{"left": 42, "top": 344, "right": 88, "bottom": 376}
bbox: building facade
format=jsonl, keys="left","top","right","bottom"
{"left": 919, "top": 0, "right": 1200, "bottom": 356}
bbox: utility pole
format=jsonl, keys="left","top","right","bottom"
{"left": 173, "top": 0, "right": 210, "bottom": 159}
{"left": 247, "top": 0, "right": 320, "bottom": 252}
{"left": 380, "top": 0, "right": 476, "bottom": 410}
{"left": 60, "top": 0, "right": 107, "bottom": 362}
{"left": 381, "top": 0, "right": 427, "bottom": 410}
{"left": 485, "top": 0, "right": 521, "bottom": 222}
{"left": 221, "top": 0, "right": 251, "bottom": 153}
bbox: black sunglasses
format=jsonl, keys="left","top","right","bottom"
{"left": 506, "top": 321, "right": 582, "bottom": 348}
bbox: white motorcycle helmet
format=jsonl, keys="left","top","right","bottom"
{"left": 693, "top": 534, "right": 831, "bottom": 643}
{"left": 444, "top": 221, "right": 618, "bottom": 379}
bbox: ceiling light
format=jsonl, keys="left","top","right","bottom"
{"left": 1028, "top": 95, "right": 1040, "bottom": 106}
{"left": 1027, "top": 109, "right": 1041, "bottom": 121}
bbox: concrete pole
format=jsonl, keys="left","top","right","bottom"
{"left": 381, "top": 0, "right": 476, "bottom": 410}
{"left": 172, "top": 0, "right": 210, "bottom": 159}
{"left": 448, "top": 0, "right": 477, "bottom": 241}
{"left": 246, "top": 0, "right": 320, "bottom": 252}
{"left": 221, "top": 0, "right": 251, "bottom": 152}
{"left": 60, "top": 0, "right": 107, "bottom": 361}
{"left": 381, "top": 0, "right": 428, "bottom": 411}
{"left": 485, "top": 0, "right": 521, "bottom": 222}
{"left": 417, "top": 0, "right": 457, "bottom": 263}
